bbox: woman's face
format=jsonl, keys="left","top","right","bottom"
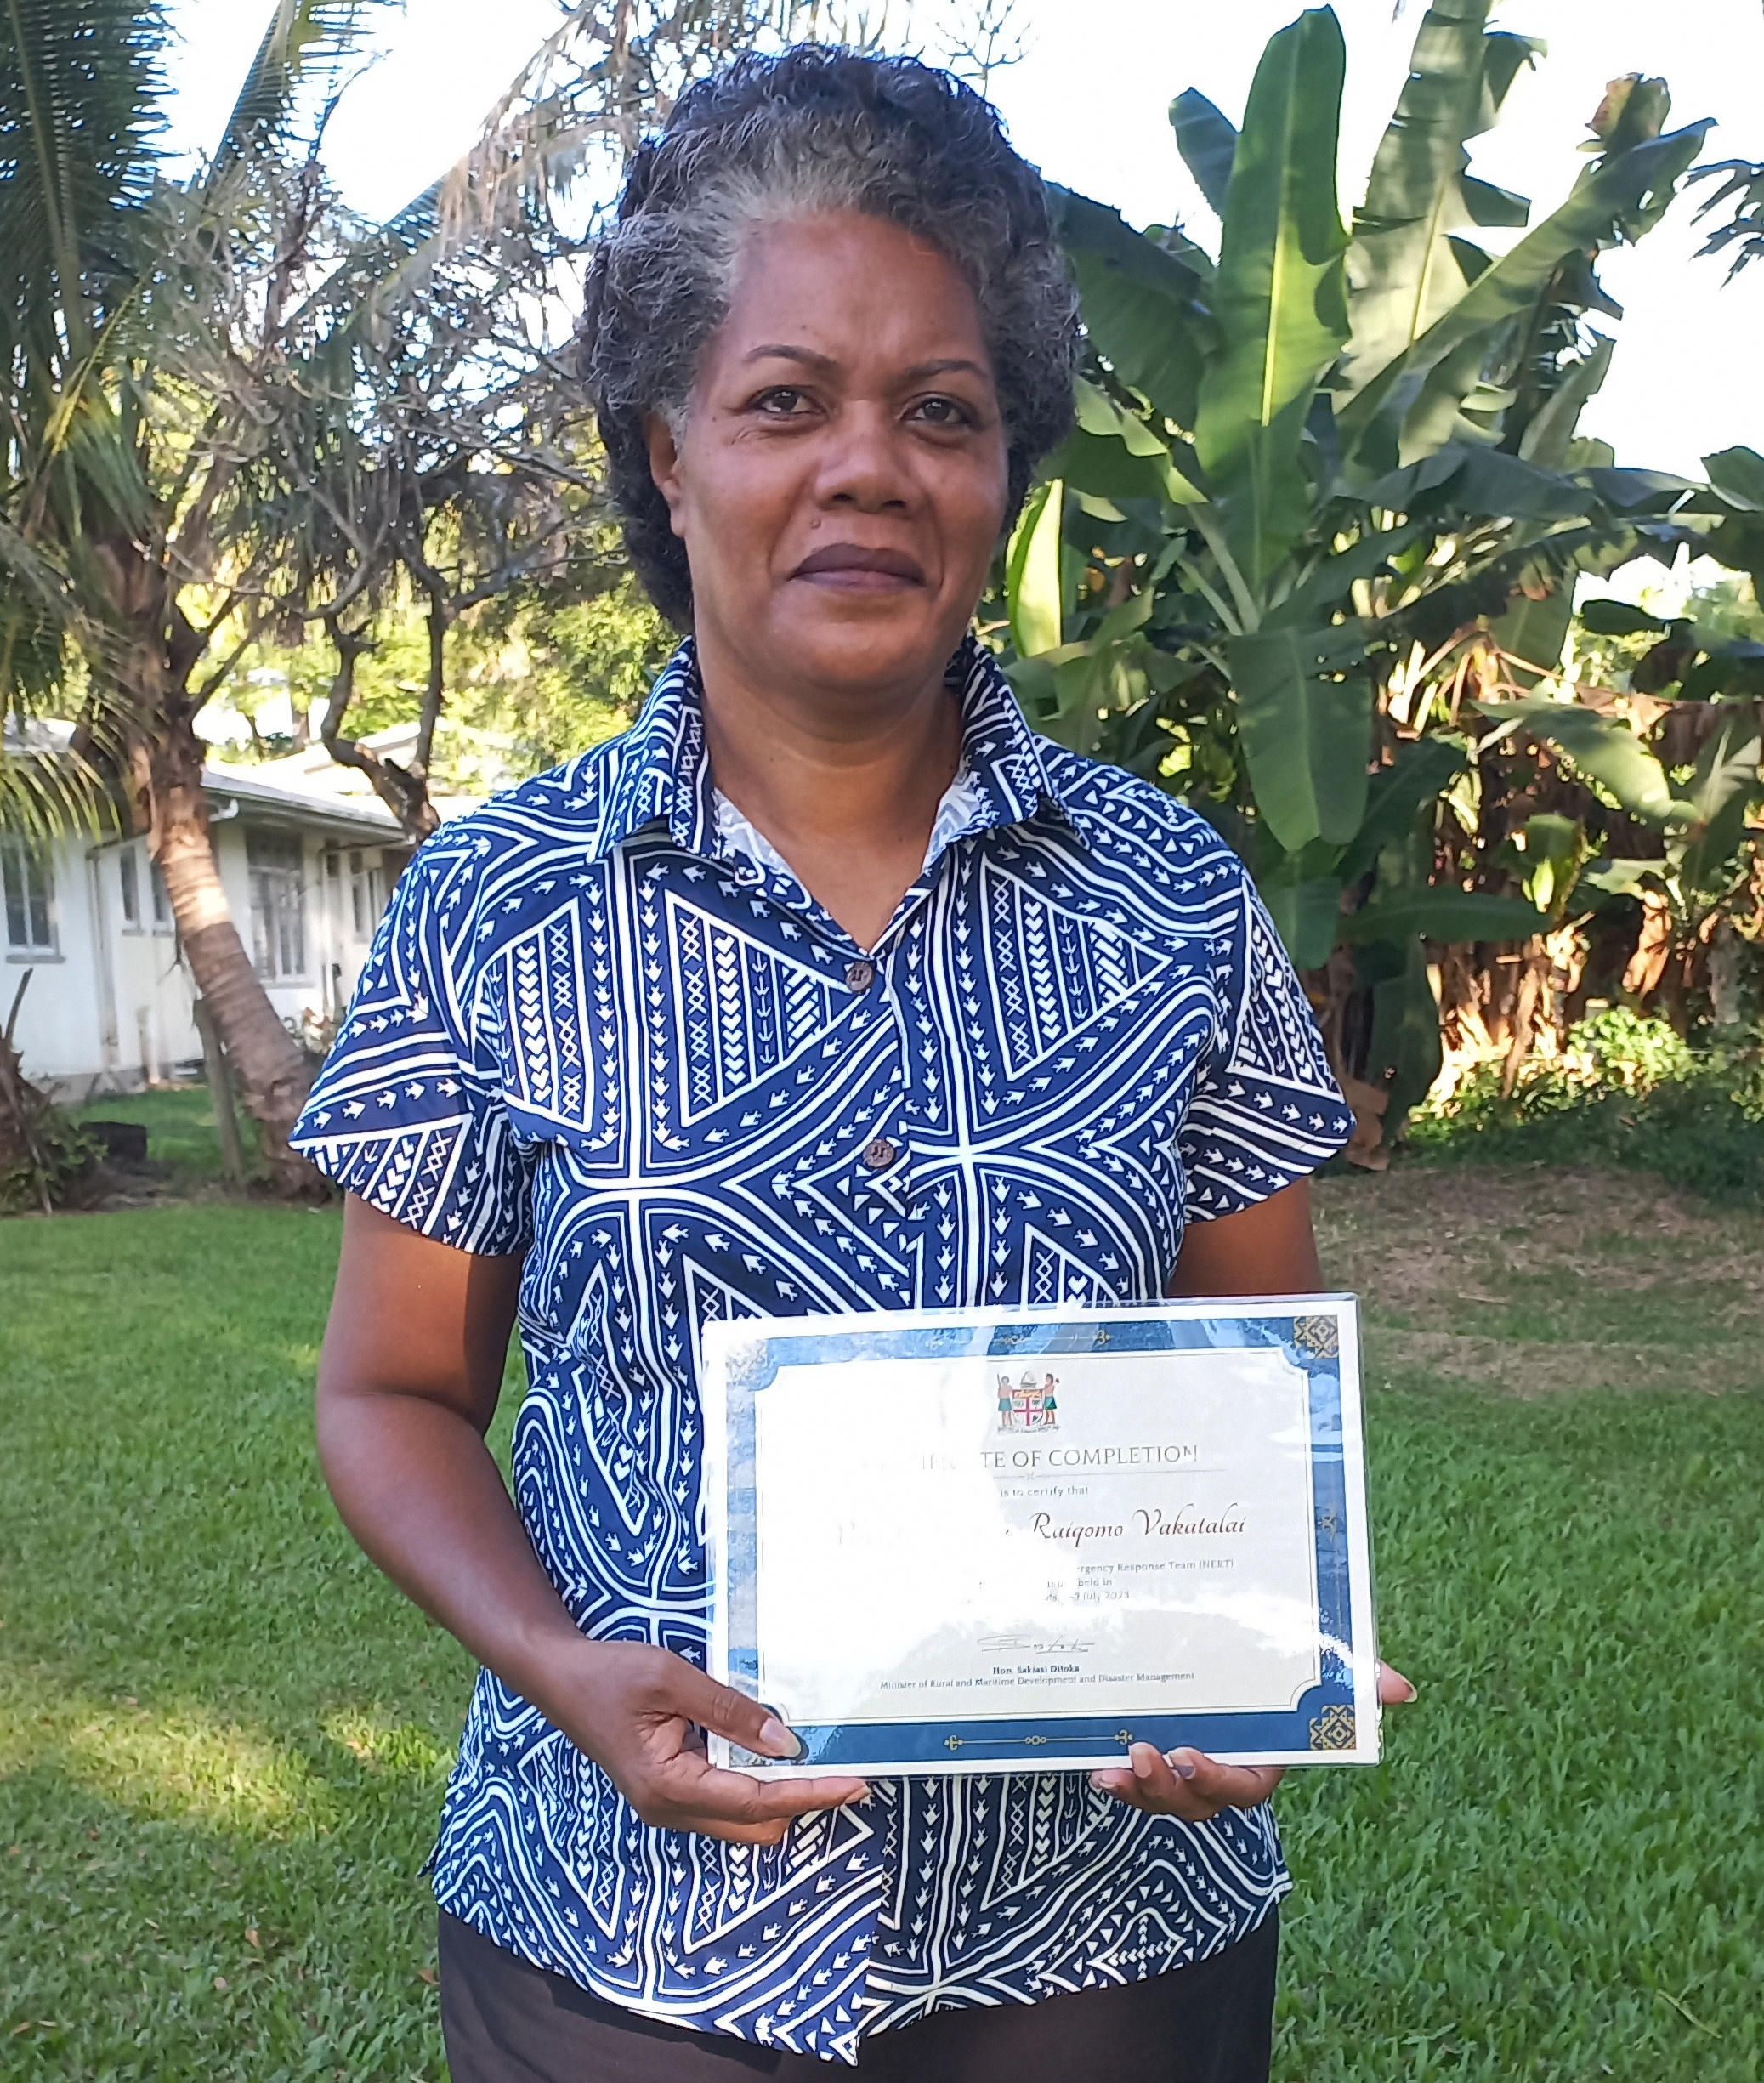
{"left": 646, "top": 211, "right": 1010, "bottom": 707}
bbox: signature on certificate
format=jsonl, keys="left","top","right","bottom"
{"left": 976, "top": 1634, "right": 1096, "bottom": 1654}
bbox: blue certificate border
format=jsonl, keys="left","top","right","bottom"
{"left": 711, "top": 1303, "right": 1370, "bottom": 1771}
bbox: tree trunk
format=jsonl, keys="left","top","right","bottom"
{"left": 130, "top": 712, "right": 320, "bottom": 1198}
{"left": 82, "top": 530, "right": 323, "bottom": 1198}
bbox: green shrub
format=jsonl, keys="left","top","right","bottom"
{"left": 1409, "top": 1013, "right": 1764, "bottom": 1202}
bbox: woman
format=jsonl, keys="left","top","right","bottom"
{"left": 296, "top": 46, "right": 1409, "bottom": 2083}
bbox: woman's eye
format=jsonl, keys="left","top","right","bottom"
{"left": 752, "top": 388, "right": 811, "bottom": 416}
{"left": 910, "top": 394, "right": 976, "bottom": 429}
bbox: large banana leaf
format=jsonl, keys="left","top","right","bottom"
{"left": 1367, "top": 939, "right": 1444, "bottom": 1121}
{"left": 1255, "top": 732, "right": 1471, "bottom": 965}
{"left": 1704, "top": 446, "right": 1764, "bottom": 513}
{"left": 1677, "top": 709, "right": 1764, "bottom": 889}
{"left": 1043, "top": 377, "right": 1206, "bottom": 504}
{"left": 1338, "top": 118, "right": 1712, "bottom": 472}
{"left": 1260, "top": 875, "right": 1345, "bottom": 969}
{"left": 1169, "top": 91, "right": 1237, "bottom": 219}
{"left": 1046, "top": 188, "right": 1214, "bottom": 431}
{"left": 1341, "top": 886, "right": 1547, "bottom": 942}
{"left": 1489, "top": 588, "right": 1575, "bottom": 689}
{"left": 1337, "top": 734, "right": 1468, "bottom": 880}
{"left": 1478, "top": 695, "right": 1682, "bottom": 824}
{"left": 1227, "top": 618, "right": 1372, "bottom": 851}
{"left": 1193, "top": 6, "right": 1351, "bottom": 597}
{"left": 1261, "top": 520, "right": 1422, "bottom": 631}
{"left": 1354, "top": 441, "right": 1601, "bottom": 522}
{"left": 1005, "top": 480, "right": 1064, "bottom": 659}
{"left": 1338, "top": 0, "right": 1540, "bottom": 406}
{"left": 1518, "top": 336, "right": 1614, "bottom": 471}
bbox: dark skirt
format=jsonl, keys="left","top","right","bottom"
{"left": 438, "top": 1907, "right": 1278, "bottom": 2083}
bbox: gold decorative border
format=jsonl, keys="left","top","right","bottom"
{"left": 1308, "top": 1704, "right": 1357, "bottom": 1751}
{"left": 1292, "top": 1314, "right": 1341, "bottom": 1359}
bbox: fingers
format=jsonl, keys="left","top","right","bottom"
{"left": 640, "top": 1752, "right": 870, "bottom": 1840}
{"left": 669, "top": 1667, "right": 805, "bottom": 1762}
{"left": 1173, "top": 1751, "right": 1283, "bottom": 1811}
{"left": 1377, "top": 1661, "right": 1417, "bottom": 1705}
{"left": 1091, "top": 1743, "right": 1188, "bottom": 1813}
{"left": 684, "top": 1762, "right": 871, "bottom": 1824}
{"left": 1092, "top": 1744, "right": 1283, "bottom": 1821}
{"left": 559, "top": 1645, "right": 867, "bottom": 1841}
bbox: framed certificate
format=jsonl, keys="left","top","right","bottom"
{"left": 701, "top": 1297, "right": 1379, "bottom": 1776}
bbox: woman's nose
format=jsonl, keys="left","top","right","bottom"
{"left": 814, "top": 406, "right": 914, "bottom": 511}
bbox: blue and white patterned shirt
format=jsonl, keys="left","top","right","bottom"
{"left": 292, "top": 638, "right": 1353, "bottom": 2064}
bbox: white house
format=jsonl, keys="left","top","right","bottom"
{"left": 3, "top": 727, "right": 480, "bottom": 1098}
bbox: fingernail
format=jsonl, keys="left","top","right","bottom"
{"left": 1394, "top": 1677, "right": 1418, "bottom": 1703}
{"left": 756, "top": 1716, "right": 805, "bottom": 1761}
{"left": 1174, "top": 1757, "right": 1197, "bottom": 1781}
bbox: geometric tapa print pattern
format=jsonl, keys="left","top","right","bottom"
{"left": 292, "top": 637, "right": 1353, "bottom": 2066}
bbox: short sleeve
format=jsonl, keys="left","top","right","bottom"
{"left": 291, "top": 831, "right": 530, "bottom": 1255}
{"left": 1177, "top": 862, "right": 1354, "bottom": 1221}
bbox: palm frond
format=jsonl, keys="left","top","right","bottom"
{"left": 0, "top": 724, "right": 116, "bottom": 843}
{"left": 0, "top": 0, "right": 167, "bottom": 372}
{"left": 309, "top": 0, "right": 828, "bottom": 327}
{"left": 213, "top": 0, "right": 405, "bottom": 169}
{"left": 0, "top": 513, "right": 82, "bottom": 706}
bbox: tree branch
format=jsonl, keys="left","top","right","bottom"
{"left": 319, "top": 613, "right": 439, "bottom": 842}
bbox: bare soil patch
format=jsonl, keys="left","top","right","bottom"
{"left": 1311, "top": 1165, "right": 1764, "bottom": 1398}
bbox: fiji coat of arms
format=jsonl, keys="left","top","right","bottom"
{"left": 996, "top": 1367, "right": 1060, "bottom": 1433}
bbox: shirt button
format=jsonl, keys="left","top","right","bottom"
{"left": 859, "top": 1138, "right": 898, "bottom": 1172}
{"left": 844, "top": 959, "right": 876, "bottom": 992}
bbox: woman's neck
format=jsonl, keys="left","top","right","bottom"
{"left": 695, "top": 643, "right": 965, "bottom": 952}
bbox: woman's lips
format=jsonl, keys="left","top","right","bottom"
{"left": 791, "top": 543, "right": 926, "bottom": 589}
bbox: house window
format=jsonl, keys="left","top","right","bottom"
{"left": 247, "top": 830, "right": 306, "bottom": 980}
{"left": 120, "top": 846, "right": 141, "bottom": 929}
{"left": 348, "top": 849, "right": 384, "bottom": 939}
{"left": 2, "top": 838, "right": 54, "bottom": 954}
{"left": 119, "top": 846, "right": 173, "bottom": 934}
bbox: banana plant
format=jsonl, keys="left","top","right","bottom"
{"left": 1004, "top": 1, "right": 1716, "bottom": 1127}
{"left": 1477, "top": 587, "right": 1764, "bottom": 979}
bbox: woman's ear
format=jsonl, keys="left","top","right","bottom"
{"left": 644, "top": 411, "right": 688, "bottom": 541}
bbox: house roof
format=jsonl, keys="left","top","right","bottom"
{"left": 8, "top": 718, "right": 479, "bottom": 848}
{"left": 244, "top": 724, "right": 490, "bottom": 835}
{"left": 202, "top": 757, "right": 406, "bottom": 844}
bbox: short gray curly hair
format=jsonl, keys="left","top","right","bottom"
{"left": 578, "top": 46, "right": 1080, "bottom": 630}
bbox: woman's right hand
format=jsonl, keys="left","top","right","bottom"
{"left": 315, "top": 1202, "right": 867, "bottom": 1851}
{"left": 546, "top": 1638, "right": 869, "bottom": 1845}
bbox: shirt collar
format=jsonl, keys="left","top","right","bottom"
{"left": 587, "top": 634, "right": 1075, "bottom": 864}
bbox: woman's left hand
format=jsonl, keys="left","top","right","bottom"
{"left": 1092, "top": 1661, "right": 1417, "bottom": 1821}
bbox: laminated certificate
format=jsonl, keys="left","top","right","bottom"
{"left": 700, "top": 1298, "right": 1378, "bottom": 1776}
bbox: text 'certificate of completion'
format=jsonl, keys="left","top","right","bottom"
{"left": 701, "top": 1298, "right": 1379, "bottom": 1776}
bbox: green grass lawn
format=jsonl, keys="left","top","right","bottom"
{"left": 3, "top": 1178, "right": 1761, "bottom": 2081}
